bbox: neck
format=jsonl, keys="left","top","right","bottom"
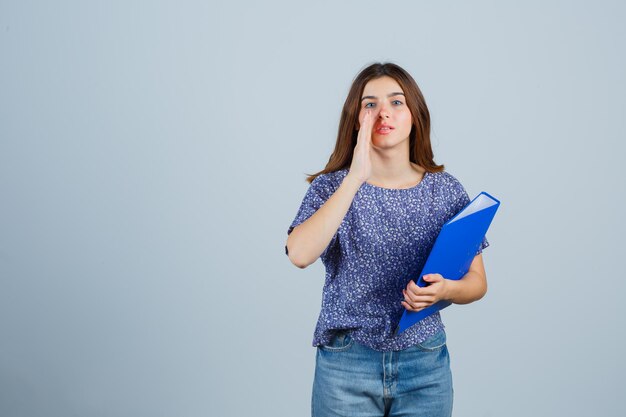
{"left": 368, "top": 144, "right": 423, "bottom": 185}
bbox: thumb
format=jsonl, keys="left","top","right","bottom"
{"left": 424, "top": 274, "right": 440, "bottom": 282}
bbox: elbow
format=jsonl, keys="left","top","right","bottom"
{"left": 293, "top": 259, "right": 309, "bottom": 269}
{"left": 285, "top": 240, "right": 312, "bottom": 269}
{"left": 289, "top": 254, "right": 311, "bottom": 269}
{"left": 476, "top": 276, "right": 488, "bottom": 301}
{"left": 476, "top": 288, "right": 487, "bottom": 302}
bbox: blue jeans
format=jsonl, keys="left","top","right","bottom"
{"left": 312, "top": 329, "right": 453, "bottom": 417}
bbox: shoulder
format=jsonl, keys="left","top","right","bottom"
{"left": 425, "top": 170, "right": 473, "bottom": 218}
{"left": 428, "top": 170, "right": 465, "bottom": 191}
{"left": 310, "top": 168, "right": 349, "bottom": 194}
{"left": 427, "top": 170, "right": 469, "bottom": 203}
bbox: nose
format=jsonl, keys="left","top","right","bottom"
{"left": 377, "top": 104, "right": 390, "bottom": 119}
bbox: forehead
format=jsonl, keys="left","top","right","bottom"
{"left": 362, "top": 76, "right": 403, "bottom": 96}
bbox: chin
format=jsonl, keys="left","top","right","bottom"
{"left": 372, "top": 135, "right": 406, "bottom": 149}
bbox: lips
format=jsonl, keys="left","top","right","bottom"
{"left": 375, "top": 124, "right": 394, "bottom": 133}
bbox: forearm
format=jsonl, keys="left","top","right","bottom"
{"left": 286, "top": 174, "right": 362, "bottom": 268}
{"left": 444, "top": 270, "right": 488, "bottom": 304}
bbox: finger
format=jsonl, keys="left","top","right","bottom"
{"left": 402, "top": 300, "right": 419, "bottom": 310}
{"left": 405, "top": 291, "right": 435, "bottom": 301}
{"left": 404, "top": 292, "right": 435, "bottom": 305}
{"left": 407, "top": 283, "right": 435, "bottom": 294}
{"left": 424, "top": 274, "right": 442, "bottom": 282}
{"left": 403, "top": 288, "right": 417, "bottom": 301}
{"left": 401, "top": 301, "right": 416, "bottom": 311}
{"left": 360, "top": 109, "right": 370, "bottom": 130}
{"left": 363, "top": 110, "right": 374, "bottom": 138}
{"left": 411, "top": 288, "right": 437, "bottom": 299}
{"left": 403, "top": 287, "right": 421, "bottom": 301}
{"left": 406, "top": 282, "right": 428, "bottom": 295}
{"left": 408, "top": 279, "right": 422, "bottom": 290}
{"left": 357, "top": 110, "right": 370, "bottom": 143}
{"left": 403, "top": 289, "right": 434, "bottom": 303}
{"left": 403, "top": 288, "right": 418, "bottom": 301}
{"left": 358, "top": 114, "right": 373, "bottom": 155}
{"left": 401, "top": 300, "right": 430, "bottom": 312}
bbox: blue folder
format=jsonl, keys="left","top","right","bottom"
{"left": 395, "top": 191, "right": 501, "bottom": 335}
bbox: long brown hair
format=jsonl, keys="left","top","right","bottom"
{"left": 305, "top": 62, "right": 444, "bottom": 183}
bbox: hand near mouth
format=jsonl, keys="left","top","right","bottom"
{"left": 348, "top": 110, "right": 374, "bottom": 184}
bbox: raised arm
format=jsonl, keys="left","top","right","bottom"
{"left": 286, "top": 110, "right": 375, "bottom": 269}
{"left": 286, "top": 174, "right": 362, "bottom": 268}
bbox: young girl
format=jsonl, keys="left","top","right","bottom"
{"left": 285, "top": 62, "right": 489, "bottom": 417}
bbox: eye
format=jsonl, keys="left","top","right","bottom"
{"left": 392, "top": 100, "right": 403, "bottom": 105}
{"left": 365, "top": 102, "right": 375, "bottom": 108}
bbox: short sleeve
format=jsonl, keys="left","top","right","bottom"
{"left": 447, "top": 174, "right": 490, "bottom": 256}
{"left": 285, "top": 174, "right": 340, "bottom": 261}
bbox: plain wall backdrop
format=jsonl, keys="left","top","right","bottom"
{"left": 1, "top": 1, "right": 625, "bottom": 416}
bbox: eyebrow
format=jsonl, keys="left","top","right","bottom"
{"left": 360, "top": 92, "right": 405, "bottom": 102}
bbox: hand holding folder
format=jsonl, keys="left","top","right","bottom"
{"left": 395, "top": 191, "right": 500, "bottom": 335}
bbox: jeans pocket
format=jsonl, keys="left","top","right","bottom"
{"left": 319, "top": 330, "right": 355, "bottom": 352}
{"left": 415, "top": 329, "right": 447, "bottom": 352}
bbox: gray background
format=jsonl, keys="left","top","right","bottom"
{"left": 1, "top": 1, "right": 625, "bottom": 416}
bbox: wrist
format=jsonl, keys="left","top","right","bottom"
{"left": 443, "top": 279, "right": 458, "bottom": 303}
{"left": 343, "top": 173, "right": 364, "bottom": 190}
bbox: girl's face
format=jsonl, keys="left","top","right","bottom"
{"left": 357, "top": 76, "right": 413, "bottom": 149}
